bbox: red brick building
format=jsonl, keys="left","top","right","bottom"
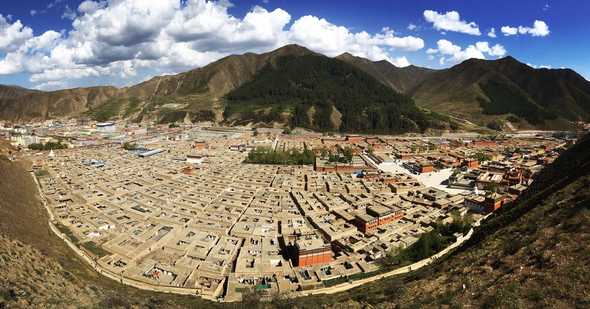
{"left": 354, "top": 213, "right": 379, "bottom": 234}
{"left": 420, "top": 162, "right": 434, "bottom": 173}
{"left": 355, "top": 206, "right": 403, "bottom": 234}
{"left": 472, "top": 140, "right": 497, "bottom": 148}
{"left": 193, "top": 141, "right": 208, "bottom": 150}
{"left": 346, "top": 135, "right": 363, "bottom": 144}
{"left": 367, "top": 205, "right": 403, "bottom": 226}
{"left": 464, "top": 159, "right": 480, "bottom": 169}
{"left": 295, "top": 237, "right": 332, "bottom": 267}
{"left": 484, "top": 193, "right": 506, "bottom": 212}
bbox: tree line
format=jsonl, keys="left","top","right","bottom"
{"left": 28, "top": 141, "right": 68, "bottom": 150}
{"left": 244, "top": 146, "right": 315, "bottom": 165}
{"left": 380, "top": 212, "right": 473, "bottom": 268}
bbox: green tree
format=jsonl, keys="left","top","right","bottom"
{"left": 244, "top": 147, "right": 315, "bottom": 165}
{"left": 28, "top": 141, "right": 67, "bottom": 151}
{"left": 473, "top": 151, "right": 491, "bottom": 162}
{"left": 122, "top": 142, "right": 137, "bottom": 151}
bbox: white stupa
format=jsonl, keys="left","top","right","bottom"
{"left": 49, "top": 149, "right": 55, "bottom": 158}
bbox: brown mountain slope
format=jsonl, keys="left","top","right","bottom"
{"left": 130, "top": 44, "right": 315, "bottom": 99}
{"left": 124, "top": 44, "right": 316, "bottom": 123}
{"left": 0, "top": 86, "right": 121, "bottom": 121}
{"left": 0, "top": 85, "right": 39, "bottom": 100}
{"left": 337, "top": 53, "right": 590, "bottom": 131}
{"left": 0, "top": 45, "right": 316, "bottom": 123}
{"left": 408, "top": 57, "right": 590, "bottom": 129}
{"left": 1, "top": 47, "right": 590, "bottom": 132}
{"left": 0, "top": 45, "right": 439, "bottom": 134}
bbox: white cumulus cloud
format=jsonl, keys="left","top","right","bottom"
{"left": 78, "top": 1, "right": 107, "bottom": 14}
{"left": 501, "top": 26, "right": 518, "bottom": 36}
{"left": 526, "top": 63, "right": 552, "bottom": 69}
{"left": 423, "top": 10, "right": 481, "bottom": 35}
{"left": 391, "top": 56, "right": 411, "bottom": 67}
{"left": 428, "top": 39, "right": 507, "bottom": 64}
{"left": 488, "top": 28, "right": 496, "bottom": 38}
{"left": 501, "top": 20, "right": 550, "bottom": 37}
{"left": 288, "top": 15, "right": 423, "bottom": 62}
{"left": 0, "top": 15, "right": 34, "bottom": 52}
{"left": 0, "top": 0, "right": 425, "bottom": 89}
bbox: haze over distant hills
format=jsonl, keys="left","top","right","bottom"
{"left": 1, "top": 44, "right": 589, "bottom": 132}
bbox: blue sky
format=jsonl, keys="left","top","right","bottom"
{"left": 0, "top": 0, "right": 588, "bottom": 90}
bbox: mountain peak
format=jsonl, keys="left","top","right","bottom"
{"left": 495, "top": 55, "right": 523, "bottom": 66}
{"left": 336, "top": 52, "right": 356, "bottom": 60}
{"left": 498, "top": 55, "right": 518, "bottom": 62}
{"left": 269, "top": 44, "right": 315, "bottom": 57}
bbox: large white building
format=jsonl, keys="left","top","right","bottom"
{"left": 96, "top": 122, "right": 116, "bottom": 133}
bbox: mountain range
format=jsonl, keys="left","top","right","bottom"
{"left": 1, "top": 44, "right": 589, "bottom": 132}
{"left": 339, "top": 53, "right": 590, "bottom": 130}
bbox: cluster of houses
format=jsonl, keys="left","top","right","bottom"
{"left": 22, "top": 123, "right": 574, "bottom": 301}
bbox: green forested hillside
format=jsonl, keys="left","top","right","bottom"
{"left": 225, "top": 54, "right": 437, "bottom": 133}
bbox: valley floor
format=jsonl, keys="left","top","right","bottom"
{"left": 1, "top": 134, "right": 589, "bottom": 308}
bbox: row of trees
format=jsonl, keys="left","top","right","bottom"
{"left": 473, "top": 151, "right": 492, "bottom": 162}
{"left": 28, "top": 141, "right": 68, "bottom": 150}
{"left": 244, "top": 147, "right": 315, "bottom": 165}
{"left": 380, "top": 212, "right": 473, "bottom": 268}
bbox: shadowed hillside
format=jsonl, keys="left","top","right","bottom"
{"left": 336, "top": 52, "right": 435, "bottom": 93}
{"left": 224, "top": 53, "right": 444, "bottom": 133}
{"left": 408, "top": 57, "right": 590, "bottom": 130}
